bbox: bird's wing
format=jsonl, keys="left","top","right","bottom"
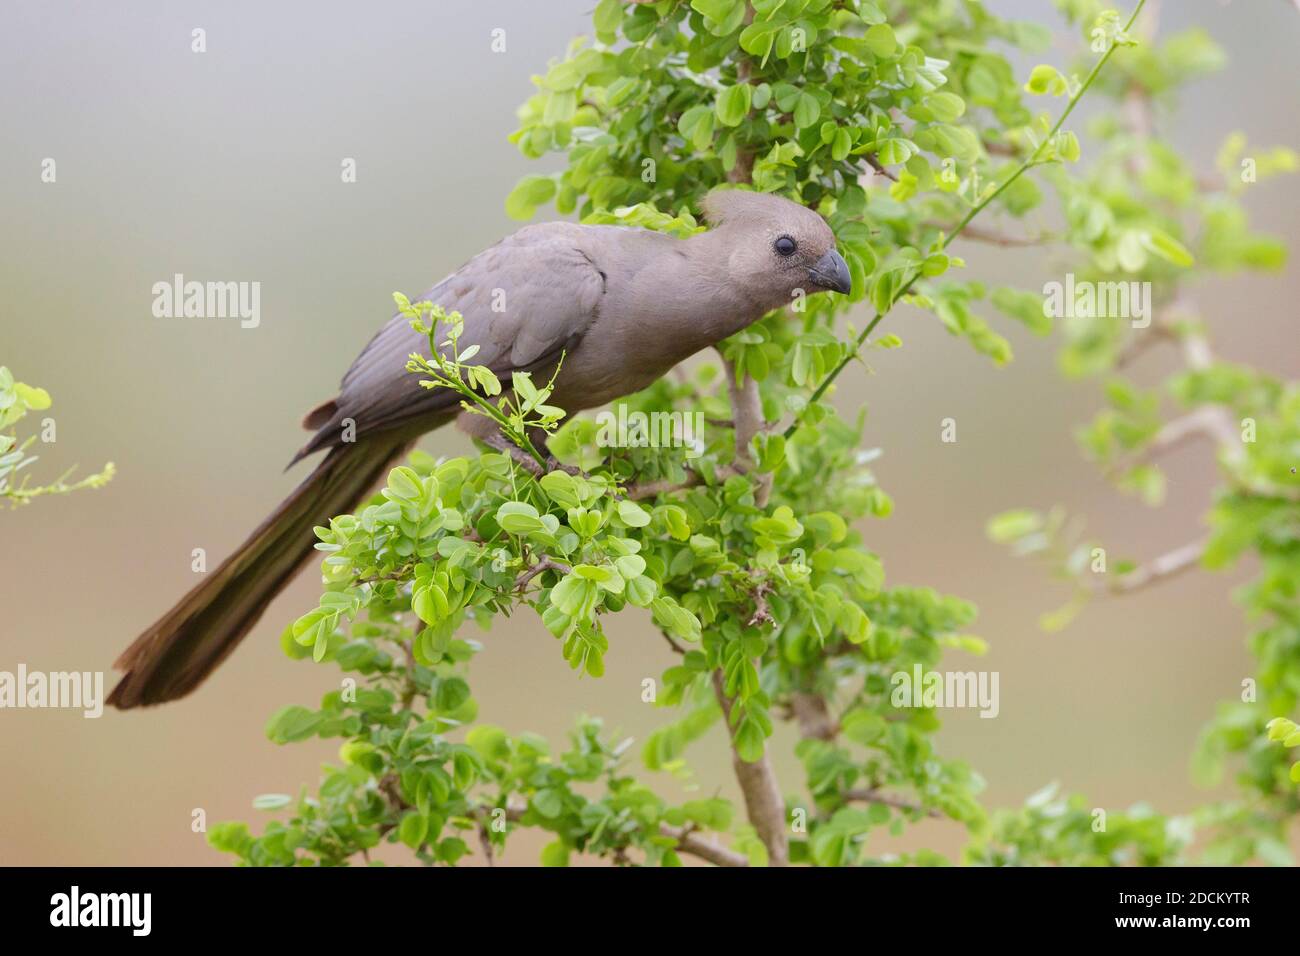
{"left": 295, "top": 223, "right": 605, "bottom": 461}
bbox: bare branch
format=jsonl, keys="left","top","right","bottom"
{"left": 1114, "top": 319, "right": 1175, "bottom": 369}
{"left": 982, "top": 139, "right": 1021, "bottom": 157}
{"left": 624, "top": 466, "right": 724, "bottom": 500}
{"left": 514, "top": 557, "right": 572, "bottom": 593}
{"left": 1100, "top": 539, "right": 1206, "bottom": 594}
{"left": 789, "top": 691, "right": 838, "bottom": 741}
{"left": 721, "top": 349, "right": 763, "bottom": 467}
{"left": 656, "top": 626, "right": 687, "bottom": 656}
{"left": 660, "top": 823, "right": 750, "bottom": 867}
{"left": 844, "top": 788, "right": 941, "bottom": 818}
{"left": 473, "top": 798, "right": 746, "bottom": 867}
{"left": 746, "top": 581, "right": 774, "bottom": 627}
{"left": 1178, "top": 325, "right": 1247, "bottom": 466}
{"left": 720, "top": 346, "right": 771, "bottom": 506}
{"left": 1122, "top": 406, "right": 1236, "bottom": 474}
{"left": 925, "top": 220, "right": 1049, "bottom": 247}
{"left": 864, "top": 153, "right": 900, "bottom": 182}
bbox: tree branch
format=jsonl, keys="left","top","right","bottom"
{"left": 844, "top": 788, "right": 941, "bottom": 818}
{"left": 660, "top": 823, "right": 750, "bottom": 867}
{"left": 1100, "top": 539, "right": 1206, "bottom": 594}
{"left": 1114, "top": 317, "right": 1175, "bottom": 369}
{"left": 864, "top": 153, "right": 900, "bottom": 182}
{"left": 925, "top": 220, "right": 1049, "bottom": 247}
{"left": 711, "top": 670, "right": 789, "bottom": 866}
{"left": 514, "top": 557, "right": 572, "bottom": 593}
{"left": 720, "top": 346, "right": 771, "bottom": 506}
{"left": 783, "top": 0, "right": 1149, "bottom": 442}
{"left": 789, "top": 691, "right": 838, "bottom": 741}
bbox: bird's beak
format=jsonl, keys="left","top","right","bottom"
{"left": 808, "top": 249, "right": 852, "bottom": 294}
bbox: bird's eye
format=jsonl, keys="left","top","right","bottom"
{"left": 774, "top": 235, "right": 797, "bottom": 257}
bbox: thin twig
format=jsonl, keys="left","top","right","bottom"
{"left": 660, "top": 823, "right": 750, "bottom": 867}
{"left": 864, "top": 153, "right": 900, "bottom": 182}
{"left": 1099, "top": 540, "right": 1205, "bottom": 594}
{"left": 514, "top": 557, "right": 572, "bottom": 593}
{"left": 925, "top": 221, "right": 1051, "bottom": 247}
{"left": 843, "top": 788, "right": 941, "bottom": 818}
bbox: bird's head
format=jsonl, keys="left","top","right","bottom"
{"left": 701, "top": 188, "right": 852, "bottom": 308}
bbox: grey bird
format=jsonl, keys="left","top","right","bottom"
{"left": 108, "top": 189, "right": 851, "bottom": 708}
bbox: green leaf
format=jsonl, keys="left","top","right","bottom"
{"left": 925, "top": 92, "right": 966, "bottom": 123}
{"left": 399, "top": 811, "right": 428, "bottom": 850}
{"left": 678, "top": 105, "right": 716, "bottom": 151}
{"left": 1140, "top": 228, "right": 1195, "bottom": 268}
{"left": 505, "top": 175, "right": 557, "bottom": 220}
{"left": 540, "top": 840, "right": 570, "bottom": 866}
{"left": 1024, "top": 64, "right": 1068, "bottom": 96}
{"left": 617, "top": 500, "right": 651, "bottom": 527}
{"left": 435, "top": 676, "right": 471, "bottom": 713}
{"left": 540, "top": 470, "right": 581, "bottom": 509}
{"left": 863, "top": 23, "right": 897, "bottom": 57}
{"left": 831, "top": 127, "right": 852, "bottom": 161}
{"left": 386, "top": 466, "right": 423, "bottom": 501}
{"left": 496, "top": 501, "right": 545, "bottom": 534}
{"left": 733, "top": 716, "right": 767, "bottom": 762}
{"left": 626, "top": 574, "right": 657, "bottom": 607}
{"left": 986, "top": 510, "right": 1042, "bottom": 543}
{"left": 593, "top": 0, "right": 623, "bottom": 35}
{"left": 692, "top": 0, "right": 745, "bottom": 35}
{"left": 533, "top": 788, "right": 565, "bottom": 818}
{"left": 716, "top": 83, "right": 752, "bottom": 127}
{"left": 265, "top": 705, "right": 322, "bottom": 744}
{"left": 793, "top": 92, "right": 821, "bottom": 129}
{"left": 841, "top": 709, "right": 887, "bottom": 745}
{"left": 991, "top": 287, "right": 1052, "bottom": 335}
{"left": 551, "top": 574, "right": 594, "bottom": 617}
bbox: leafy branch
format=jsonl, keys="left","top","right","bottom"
{"left": 783, "top": 0, "right": 1149, "bottom": 440}
{"left": 0, "top": 366, "right": 114, "bottom": 508}
{"left": 398, "top": 295, "right": 562, "bottom": 471}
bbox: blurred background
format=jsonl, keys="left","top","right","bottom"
{"left": 1, "top": 0, "right": 1296, "bottom": 865}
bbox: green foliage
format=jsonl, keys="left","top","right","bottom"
{"left": 210, "top": 0, "right": 1296, "bottom": 867}
{"left": 966, "top": 783, "right": 1192, "bottom": 867}
{"left": 398, "top": 296, "right": 564, "bottom": 469}
{"left": 507, "top": 0, "right": 1122, "bottom": 380}
{"left": 0, "top": 366, "right": 114, "bottom": 507}
{"left": 987, "top": 6, "right": 1300, "bottom": 866}
{"left": 1266, "top": 718, "right": 1300, "bottom": 786}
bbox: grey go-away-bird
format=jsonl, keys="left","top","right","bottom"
{"left": 109, "top": 189, "right": 852, "bottom": 708}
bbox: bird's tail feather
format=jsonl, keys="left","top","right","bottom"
{"left": 108, "top": 436, "right": 413, "bottom": 709}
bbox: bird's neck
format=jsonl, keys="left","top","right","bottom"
{"left": 676, "top": 228, "right": 774, "bottom": 338}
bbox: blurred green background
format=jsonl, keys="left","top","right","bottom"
{"left": 1, "top": 0, "right": 1296, "bottom": 865}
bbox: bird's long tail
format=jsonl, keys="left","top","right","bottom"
{"left": 108, "top": 435, "right": 413, "bottom": 709}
